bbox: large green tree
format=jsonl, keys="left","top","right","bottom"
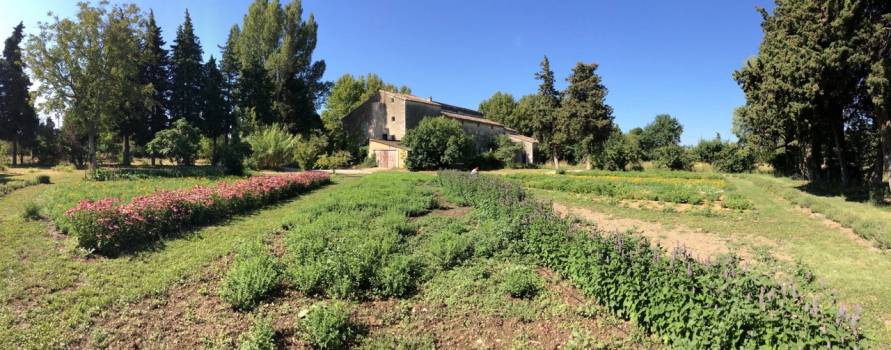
{"left": 478, "top": 92, "right": 518, "bottom": 127}
{"left": 170, "top": 10, "right": 204, "bottom": 128}
{"left": 0, "top": 22, "right": 39, "bottom": 165}
{"left": 638, "top": 114, "right": 683, "bottom": 159}
{"left": 554, "top": 62, "right": 614, "bottom": 168}
{"left": 235, "top": 0, "right": 331, "bottom": 133}
{"left": 27, "top": 3, "right": 144, "bottom": 170}
{"left": 526, "top": 56, "right": 560, "bottom": 165}
{"left": 108, "top": 8, "right": 150, "bottom": 166}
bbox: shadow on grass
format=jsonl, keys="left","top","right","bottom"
{"left": 794, "top": 181, "right": 889, "bottom": 205}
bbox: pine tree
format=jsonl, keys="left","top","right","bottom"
{"left": 170, "top": 10, "right": 205, "bottom": 128}
{"left": 201, "top": 56, "right": 232, "bottom": 164}
{"left": 1, "top": 22, "right": 39, "bottom": 165}
{"left": 139, "top": 10, "right": 171, "bottom": 165}
{"left": 219, "top": 25, "right": 240, "bottom": 111}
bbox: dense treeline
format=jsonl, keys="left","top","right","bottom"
{"left": 0, "top": 0, "right": 335, "bottom": 172}
{"left": 734, "top": 0, "right": 891, "bottom": 199}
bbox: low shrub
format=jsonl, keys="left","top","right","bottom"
{"left": 64, "top": 172, "right": 330, "bottom": 255}
{"left": 246, "top": 124, "right": 299, "bottom": 170}
{"left": 300, "top": 301, "right": 354, "bottom": 350}
{"left": 22, "top": 202, "right": 42, "bottom": 220}
{"left": 1, "top": 179, "right": 39, "bottom": 197}
{"left": 238, "top": 316, "right": 277, "bottom": 350}
{"left": 652, "top": 145, "right": 693, "bottom": 171}
{"left": 286, "top": 174, "right": 437, "bottom": 299}
{"left": 499, "top": 265, "right": 543, "bottom": 299}
{"left": 220, "top": 243, "right": 282, "bottom": 310}
{"left": 419, "top": 228, "right": 473, "bottom": 270}
{"left": 437, "top": 171, "right": 864, "bottom": 348}
{"left": 36, "top": 175, "right": 51, "bottom": 184}
{"left": 713, "top": 144, "right": 756, "bottom": 173}
{"left": 722, "top": 193, "right": 753, "bottom": 210}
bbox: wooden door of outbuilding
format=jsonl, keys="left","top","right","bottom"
{"left": 375, "top": 150, "right": 397, "bottom": 168}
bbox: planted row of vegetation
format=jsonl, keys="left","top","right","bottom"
{"left": 88, "top": 166, "right": 227, "bottom": 181}
{"left": 0, "top": 175, "right": 50, "bottom": 197}
{"left": 63, "top": 172, "right": 330, "bottom": 255}
{"left": 438, "top": 171, "right": 863, "bottom": 348}
{"left": 505, "top": 173, "right": 732, "bottom": 206}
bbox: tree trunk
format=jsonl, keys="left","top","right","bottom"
{"left": 11, "top": 138, "right": 17, "bottom": 166}
{"left": 151, "top": 154, "right": 156, "bottom": 166}
{"left": 122, "top": 134, "right": 131, "bottom": 166}
{"left": 879, "top": 109, "right": 891, "bottom": 196}
{"left": 585, "top": 157, "right": 592, "bottom": 170}
{"left": 831, "top": 116, "right": 849, "bottom": 187}
{"left": 211, "top": 136, "right": 218, "bottom": 166}
{"left": 552, "top": 154, "right": 559, "bottom": 169}
{"left": 88, "top": 130, "right": 97, "bottom": 171}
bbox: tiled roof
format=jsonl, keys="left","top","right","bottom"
{"left": 507, "top": 133, "right": 538, "bottom": 143}
{"left": 369, "top": 138, "right": 409, "bottom": 150}
{"left": 441, "top": 111, "right": 505, "bottom": 127}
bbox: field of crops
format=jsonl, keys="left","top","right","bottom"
{"left": 504, "top": 170, "right": 752, "bottom": 210}
{"left": 2, "top": 167, "right": 888, "bottom": 348}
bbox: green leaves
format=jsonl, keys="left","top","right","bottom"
{"left": 403, "top": 117, "right": 476, "bottom": 170}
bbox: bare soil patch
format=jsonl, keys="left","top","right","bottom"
{"left": 553, "top": 202, "right": 750, "bottom": 262}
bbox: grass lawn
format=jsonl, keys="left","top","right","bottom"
{"left": 506, "top": 169, "right": 891, "bottom": 346}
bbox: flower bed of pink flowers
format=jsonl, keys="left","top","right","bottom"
{"left": 65, "top": 172, "right": 330, "bottom": 255}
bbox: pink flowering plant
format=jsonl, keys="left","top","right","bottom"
{"left": 65, "top": 172, "right": 330, "bottom": 255}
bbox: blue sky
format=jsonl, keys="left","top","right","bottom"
{"left": 2, "top": 0, "right": 772, "bottom": 145}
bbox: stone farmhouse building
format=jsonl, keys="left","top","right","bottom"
{"left": 341, "top": 90, "right": 538, "bottom": 168}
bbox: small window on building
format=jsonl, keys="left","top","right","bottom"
{"left": 390, "top": 135, "right": 396, "bottom": 141}
{"left": 390, "top": 97, "right": 395, "bottom": 103}
{"left": 382, "top": 133, "right": 388, "bottom": 140}
{"left": 391, "top": 116, "right": 396, "bottom": 121}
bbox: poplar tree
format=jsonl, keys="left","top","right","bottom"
{"left": 27, "top": 3, "right": 143, "bottom": 170}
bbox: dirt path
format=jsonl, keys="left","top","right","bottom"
{"left": 552, "top": 202, "right": 748, "bottom": 262}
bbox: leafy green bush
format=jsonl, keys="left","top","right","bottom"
{"left": 492, "top": 135, "right": 525, "bottom": 169}
{"left": 403, "top": 117, "right": 476, "bottom": 171}
{"left": 722, "top": 193, "right": 753, "bottom": 210}
{"left": 220, "top": 243, "right": 282, "bottom": 310}
{"left": 300, "top": 301, "right": 354, "bottom": 350}
{"left": 146, "top": 119, "right": 201, "bottom": 165}
{"left": 420, "top": 228, "right": 473, "bottom": 270}
{"left": 238, "top": 316, "right": 277, "bottom": 350}
{"left": 713, "top": 144, "right": 756, "bottom": 173}
{"left": 597, "top": 128, "right": 642, "bottom": 171}
{"left": 22, "top": 202, "right": 41, "bottom": 220}
{"left": 437, "top": 171, "right": 864, "bottom": 348}
{"left": 499, "top": 265, "right": 543, "bottom": 299}
{"left": 36, "top": 175, "right": 51, "bottom": 184}
{"left": 315, "top": 151, "right": 352, "bottom": 172}
{"left": 652, "top": 145, "right": 693, "bottom": 171}
{"left": 294, "top": 133, "right": 329, "bottom": 170}
{"left": 246, "top": 124, "right": 299, "bottom": 170}
{"left": 691, "top": 136, "right": 726, "bottom": 163}
{"left": 219, "top": 141, "right": 249, "bottom": 176}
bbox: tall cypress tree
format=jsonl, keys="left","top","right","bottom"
{"left": 170, "top": 10, "right": 204, "bottom": 128}
{"left": 535, "top": 55, "right": 560, "bottom": 107}
{"left": 1, "top": 22, "right": 39, "bottom": 165}
{"left": 201, "top": 56, "right": 232, "bottom": 164}
{"left": 531, "top": 55, "right": 559, "bottom": 167}
{"left": 556, "top": 62, "right": 614, "bottom": 168}
{"left": 139, "top": 10, "right": 171, "bottom": 165}
{"left": 219, "top": 25, "right": 240, "bottom": 111}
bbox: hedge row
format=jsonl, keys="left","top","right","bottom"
{"left": 437, "top": 171, "right": 863, "bottom": 348}
{"left": 65, "top": 172, "right": 330, "bottom": 255}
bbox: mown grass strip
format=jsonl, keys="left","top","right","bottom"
{"left": 748, "top": 175, "right": 891, "bottom": 249}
